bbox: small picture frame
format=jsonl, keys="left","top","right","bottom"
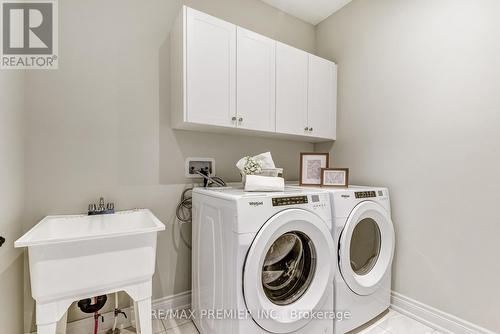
{"left": 299, "top": 153, "right": 330, "bottom": 186}
{"left": 321, "top": 168, "right": 349, "bottom": 188}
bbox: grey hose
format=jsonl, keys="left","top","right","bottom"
{"left": 175, "top": 175, "right": 226, "bottom": 248}
{"left": 176, "top": 188, "right": 193, "bottom": 224}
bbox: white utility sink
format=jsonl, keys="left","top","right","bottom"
{"left": 15, "top": 209, "right": 165, "bottom": 334}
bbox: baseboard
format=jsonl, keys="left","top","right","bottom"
{"left": 391, "top": 291, "right": 495, "bottom": 334}
{"left": 153, "top": 290, "right": 192, "bottom": 313}
{"left": 63, "top": 291, "right": 192, "bottom": 334}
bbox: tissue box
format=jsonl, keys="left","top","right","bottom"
{"left": 241, "top": 168, "right": 283, "bottom": 184}
{"left": 259, "top": 168, "right": 284, "bottom": 178}
{"left": 244, "top": 174, "right": 285, "bottom": 192}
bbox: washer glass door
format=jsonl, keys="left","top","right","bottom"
{"left": 262, "top": 231, "right": 316, "bottom": 306}
{"left": 339, "top": 201, "right": 395, "bottom": 296}
{"left": 243, "top": 209, "right": 334, "bottom": 334}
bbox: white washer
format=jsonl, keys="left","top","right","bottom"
{"left": 192, "top": 187, "right": 336, "bottom": 334}
{"left": 292, "top": 185, "right": 395, "bottom": 333}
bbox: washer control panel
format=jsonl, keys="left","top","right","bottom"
{"left": 272, "top": 196, "right": 308, "bottom": 207}
{"left": 267, "top": 193, "right": 332, "bottom": 225}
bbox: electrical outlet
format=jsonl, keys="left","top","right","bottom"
{"left": 185, "top": 157, "right": 216, "bottom": 178}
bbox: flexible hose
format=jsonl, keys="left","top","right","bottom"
{"left": 176, "top": 188, "right": 193, "bottom": 224}
{"left": 175, "top": 188, "right": 194, "bottom": 250}
{"left": 175, "top": 176, "right": 226, "bottom": 250}
{"left": 112, "top": 292, "right": 118, "bottom": 331}
{"left": 94, "top": 315, "right": 98, "bottom": 334}
{"left": 175, "top": 174, "right": 227, "bottom": 225}
{"left": 93, "top": 296, "right": 99, "bottom": 334}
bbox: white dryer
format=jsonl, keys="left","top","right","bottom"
{"left": 291, "top": 185, "right": 395, "bottom": 333}
{"left": 192, "top": 187, "right": 336, "bottom": 334}
{"left": 330, "top": 186, "right": 395, "bottom": 333}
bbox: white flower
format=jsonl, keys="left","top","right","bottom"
{"left": 243, "top": 156, "right": 263, "bottom": 175}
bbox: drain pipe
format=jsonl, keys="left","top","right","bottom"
{"left": 77, "top": 295, "right": 107, "bottom": 334}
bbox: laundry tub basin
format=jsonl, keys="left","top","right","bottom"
{"left": 15, "top": 209, "right": 165, "bottom": 334}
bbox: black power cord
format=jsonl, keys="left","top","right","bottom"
{"left": 195, "top": 170, "right": 226, "bottom": 187}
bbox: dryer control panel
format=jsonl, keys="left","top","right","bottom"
{"left": 354, "top": 191, "right": 377, "bottom": 199}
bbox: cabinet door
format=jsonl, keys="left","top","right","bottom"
{"left": 308, "top": 55, "right": 337, "bottom": 140}
{"left": 276, "top": 42, "right": 309, "bottom": 136}
{"left": 186, "top": 8, "right": 236, "bottom": 127}
{"left": 236, "top": 27, "right": 276, "bottom": 132}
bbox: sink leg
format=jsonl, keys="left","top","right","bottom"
{"left": 36, "top": 299, "right": 72, "bottom": 334}
{"left": 136, "top": 297, "right": 152, "bottom": 334}
{"left": 37, "top": 322, "right": 57, "bottom": 334}
{"left": 56, "top": 311, "right": 68, "bottom": 334}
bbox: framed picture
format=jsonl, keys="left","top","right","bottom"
{"left": 321, "top": 168, "right": 349, "bottom": 188}
{"left": 299, "top": 153, "right": 330, "bottom": 186}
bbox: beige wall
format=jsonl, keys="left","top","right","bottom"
{"left": 316, "top": 0, "right": 500, "bottom": 331}
{"left": 0, "top": 72, "right": 25, "bottom": 332}
{"left": 23, "top": 0, "right": 316, "bottom": 330}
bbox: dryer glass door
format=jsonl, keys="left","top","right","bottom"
{"left": 350, "top": 218, "right": 381, "bottom": 276}
{"left": 339, "top": 201, "right": 395, "bottom": 296}
{"left": 243, "top": 209, "right": 334, "bottom": 334}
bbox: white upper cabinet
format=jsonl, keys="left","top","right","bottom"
{"left": 276, "top": 42, "right": 309, "bottom": 137}
{"left": 185, "top": 7, "right": 236, "bottom": 127}
{"left": 171, "top": 6, "right": 337, "bottom": 142}
{"left": 308, "top": 55, "right": 337, "bottom": 140}
{"left": 236, "top": 27, "right": 276, "bottom": 132}
{"left": 276, "top": 46, "right": 337, "bottom": 140}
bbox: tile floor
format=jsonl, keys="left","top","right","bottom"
{"left": 348, "top": 309, "right": 441, "bottom": 334}
{"left": 120, "top": 308, "right": 441, "bottom": 334}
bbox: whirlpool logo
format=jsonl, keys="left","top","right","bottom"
{"left": 248, "top": 201, "right": 264, "bottom": 207}
{"left": 1, "top": 0, "right": 58, "bottom": 69}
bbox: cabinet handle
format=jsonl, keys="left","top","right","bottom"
{"left": 309, "top": 127, "right": 313, "bottom": 132}
{"left": 231, "top": 116, "right": 237, "bottom": 121}
{"left": 304, "top": 127, "right": 309, "bottom": 131}
{"left": 238, "top": 117, "right": 243, "bottom": 122}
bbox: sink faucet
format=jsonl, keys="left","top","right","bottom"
{"left": 88, "top": 197, "right": 115, "bottom": 215}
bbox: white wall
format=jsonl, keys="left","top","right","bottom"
{"left": 0, "top": 72, "right": 25, "bottom": 332}
{"left": 316, "top": 0, "right": 500, "bottom": 331}
{"left": 23, "top": 0, "right": 316, "bottom": 330}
